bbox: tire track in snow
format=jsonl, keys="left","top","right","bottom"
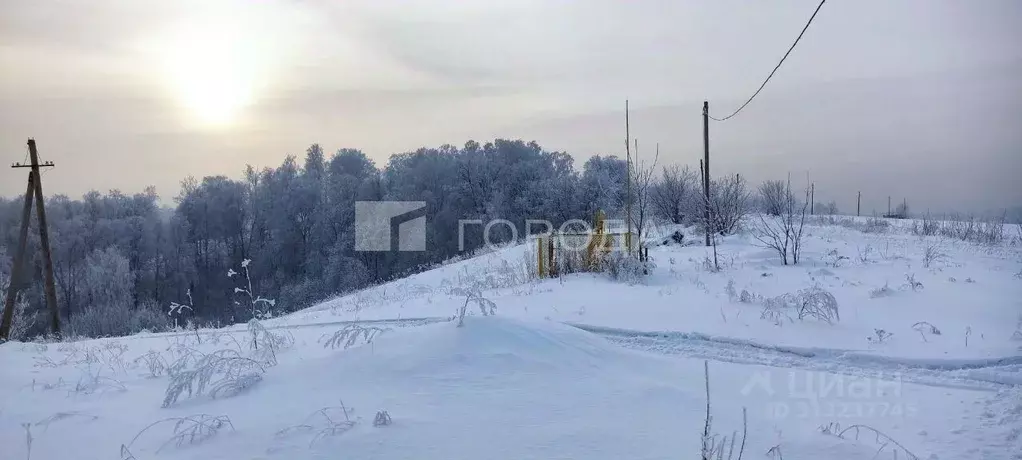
{"left": 568, "top": 322, "right": 1020, "bottom": 390}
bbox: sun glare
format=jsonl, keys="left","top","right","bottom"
{"left": 159, "top": 21, "right": 264, "bottom": 128}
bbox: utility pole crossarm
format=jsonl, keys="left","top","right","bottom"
{"left": 12, "top": 162, "right": 54, "bottom": 168}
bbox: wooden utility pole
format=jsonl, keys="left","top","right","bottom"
{"left": 1, "top": 139, "right": 60, "bottom": 340}
{"left": 888, "top": 196, "right": 892, "bottom": 216}
{"left": 625, "top": 100, "right": 632, "bottom": 253}
{"left": 702, "top": 101, "right": 710, "bottom": 247}
{"left": 1, "top": 173, "right": 35, "bottom": 340}
{"left": 857, "top": 191, "right": 861, "bottom": 216}
{"left": 810, "top": 183, "right": 815, "bottom": 215}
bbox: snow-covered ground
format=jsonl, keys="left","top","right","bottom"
{"left": 1, "top": 217, "right": 1020, "bottom": 459}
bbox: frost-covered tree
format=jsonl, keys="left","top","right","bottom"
{"left": 758, "top": 180, "right": 786, "bottom": 216}
{"left": 652, "top": 165, "right": 697, "bottom": 225}
{"left": 83, "top": 247, "right": 135, "bottom": 309}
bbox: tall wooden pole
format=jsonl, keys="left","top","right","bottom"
{"left": 856, "top": 191, "right": 861, "bottom": 216}
{"left": 702, "top": 101, "right": 710, "bottom": 247}
{"left": 0, "top": 173, "right": 35, "bottom": 340}
{"left": 1, "top": 138, "right": 60, "bottom": 340}
{"left": 625, "top": 100, "right": 632, "bottom": 252}
{"left": 810, "top": 183, "right": 815, "bottom": 215}
{"left": 27, "top": 140, "right": 60, "bottom": 334}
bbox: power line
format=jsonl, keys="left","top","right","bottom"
{"left": 709, "top": 0, "right": 827, "bottom": 122}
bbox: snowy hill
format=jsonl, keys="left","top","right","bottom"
{"left": 1, "top": 217, "right": 1020, "bottom": 459}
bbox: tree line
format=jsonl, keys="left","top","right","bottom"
{"left": 1, "top": 139, "right": 649, "bottom": 338}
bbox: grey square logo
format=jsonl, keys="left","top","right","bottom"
{"left": 355, "top": 201, "right": 427, "bottom": 251}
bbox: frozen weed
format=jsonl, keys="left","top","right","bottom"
{"left": 819, "top": 422, "right": 919, "bottom": 459}
{"left": 867, "top": 329, "right": 894, "bottom": 344}
{"left": 373, "top": 410, "right": 392, "bottom": 427}
{"left": 320, "top": 324, "right": 387, "bottom": 350}
{"left": 162, "top": 350, "right": 265, "bottom": 407}
{"left": 122, "top": 414, "right": 234, "bottom": 458}
{"left": 911, "top": 322, "right": 942, "bottom": 342}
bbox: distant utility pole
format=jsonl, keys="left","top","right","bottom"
{"left": 1, "top": 139, "right": 60, "bottom": 340}
{"left": 702, "top": 101, "right": 710, "bottom": 247}
{"left": 625, "top": 100, "right": 632, "bottom": 253}
{"left": 857, "top": 191, "right": 861, "bottom": 216}
{"left": 810, "top": 183, "right": 815, "bottom": 215}
{"left": 888, "top": 196, "right": 892, "bottom": 216}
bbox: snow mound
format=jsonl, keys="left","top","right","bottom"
{"left": 335, "top": 316, "right": 644, "bottom": 378}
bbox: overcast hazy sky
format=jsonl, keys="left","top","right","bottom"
{"left": 1, "top": 0, "right": 1020, "bottom": 214}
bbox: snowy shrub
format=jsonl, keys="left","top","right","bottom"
{"left": 760, "top": 298, "right": 792, "bottom": 326}
{"left": 856, "top": 244, "right": 874, "bottom": 264}
{"left": 822, "top": 216, "right": 891, "bottom": 234}
{"left": 247, "top": 319, "right": 294, "bottom": 365}
{"left": 134, "top": 350, "right": 169, "bottom": 378}
{"left": 601, "top": 251, "right": 652, "bottom": 283}
{"left": 824, "top": 249, "right": 849, "bottom": 268}
{"left": 975, "top": 219, "right": 1006, "bottom": 245}
{"left": 902, "top": 273, "right": 924, "bottom": 292}
{"left": 121, "top": 414, "right": 234, "bottom": 458}
{"left": 862, "top": 215, "right": 891, "bottom": 233}
{"left": 320, "top": 324, "right": 386, "bottom": 349}
{"left": 706, "top": 174, "right": 750, "bottom": 236}
{"left": 924, "top": 213, "right": 1007, "bottom": 246}
{"left": 162, "top": 350, "right": 266, "bottom": 408}
{"left": 922, "top": 242, "right": 948, "bottom": 268}
{"left": 750, "top": 180, "right": 810, "bottom": 265}
{"left": 449, "top": 286, "right": 497, "bottom": 327}
{"left": 762, "top": 286, "right": 840, "bottom": 324}
{"left": 6, "top": 293, "right": 35, "bottom": 342}
{"left": 816, "top": 201, "right": 839, "bottom": 215}
{"left": 912, "top": 215, "right": 940, "bottom": 236}
{"left": 869, "top": 283, "right": 895, "bottom": 298}
{"left": 867, "top": 329, "right": 894, "bottom": 344}
{"left": 793, "top": 286, "right": 840, "bottom": 323}
{"left": 758, "top": 180, "right": 786, "bottom": 216}
{"left": 373, "top": 410, "right": 392, "bottom": 427}
{"left": 69, "top": 301, "right": 169, "bottom": 338}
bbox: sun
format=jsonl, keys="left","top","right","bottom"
{"left": 159, "top": 20, "right": 264, "bottom": 127}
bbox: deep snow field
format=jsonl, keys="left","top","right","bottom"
{"left": 1, "top": 216, "right": 1020, "bottom": 459}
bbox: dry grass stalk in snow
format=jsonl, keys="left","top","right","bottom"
{"left": 276, "top": 402, "right": 359, "bottom": 447}
{"left": 121, "top": 414, "right": 234, "bottom": 458}
{"left": 701, "top": 361, "right": 747, "bottom": 460}
{"left": 818, "top": 422, "right": 919, "bottom": 459}
{"left": 911, "top": 322, "right": 942, "bottom": 342}
{"left": 320, "top": 324, "right": 387, "bottom": 350}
